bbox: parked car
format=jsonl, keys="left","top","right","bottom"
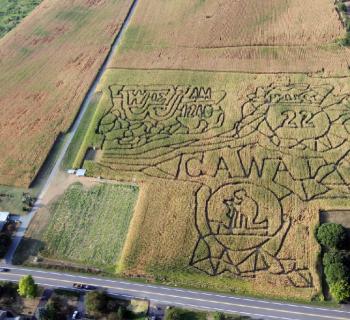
{"left": 0, "top": 268, "right": 10, "bottom": 272}
{"left": 72, "top": 311, "right": 80, "bottom": 319}
{"left": 72, "top": 283, "right": 83, "bottom": 289}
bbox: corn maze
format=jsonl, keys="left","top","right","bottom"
{"left": 80, "top": 70, "right": 350, "bottom": 297}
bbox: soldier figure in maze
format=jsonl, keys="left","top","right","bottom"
{"left": 97, "top": 85, "right": 225, "bottom": 150}
{"left": 190, "top": 182, "right": 314, "bottom": 287}
{"left": 215, "top": 189, "right": 268, "bottom": 235}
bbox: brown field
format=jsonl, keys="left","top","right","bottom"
{"left": 73, "top": 68, "right": 350, "bottom": 300}
{"left": 0, "top": 0, "right": 133, "bottom": 187}
{"left": 111, "top": 0, "right": 350, "bottom": 73}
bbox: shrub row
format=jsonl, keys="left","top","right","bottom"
{"left": 336, "top": 1, "right": 350, "bottom": 45}
{"left": 165, "top": 308, "right": 251, "bottom": 320}
{"left": 317, "top": 223, "right": 350, "bottom": 303}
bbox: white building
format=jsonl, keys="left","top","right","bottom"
{"left": 76, "top": 169, "right": 86, "bottom": 177}
{"left": 0, "top": 212, "right": 9, "bottom": 231}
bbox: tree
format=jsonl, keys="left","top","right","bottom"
{"left": 317, "top": 223, "right": 346, "bottom": 249}
{"left": 116, "top": 307, "right": 125, "bottom": 320}
{"left": 0, "top": 281, "right": 18, "bottom": 305}
{"left": 324, "top": 262, "right": 349, "bottom": 284}
{"left": 22, "top": 193, "right": 35, "bottom": 208}
{"left": 213, "top": 312, "right": 225, "bottom": 320}
{"left": 107, "top": 307, "right": 125, "bottom": 320}
{"left": 0, "top": 233, "right": 11, "bottom": 258}
{"left": 164, "top": 308, "right": 182, "bottom": 320}
{"left": 85, "top": 290, "right": 108, "bottom": 315}
{"left": 337, "top": 2, "right": 348, "bottom": 13}
{"left": 18, "top": 275, "right": 37, "bottom": 298}
{"left": 323, "top": 250, "right": 345, "bottom": 266}
{"left": 329, "top": 280, "right": 350, "bottom": 303}
{"left": 107, "top": 312, "right": 119, "bottom": 320}
{"left": 39, "top": 297, "right": 65, "bottom": 320}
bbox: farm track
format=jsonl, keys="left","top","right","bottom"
{"left": 3, "top": 0, "right": 140, "bottom": 264}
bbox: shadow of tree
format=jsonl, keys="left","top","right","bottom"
{"left": 12, "top": 236, "right": 45, "bottom": 265}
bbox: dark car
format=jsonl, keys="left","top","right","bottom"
{"left": 73, "top": 283, "right": 96, "bottom": 290}
{"left": 0, "top": 268, "right": 10, "bottom": 272}
{"left": 82, "top": 284, "right": 96, "bottom": 290}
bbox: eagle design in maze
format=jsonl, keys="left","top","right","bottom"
{"left": 98, "top": 85, "right": 225, "bottom": 150}
{"left": 94, "top": 81, "right": 350, "bottom": 288}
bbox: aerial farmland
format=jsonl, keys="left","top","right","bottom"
{"left": 1, "top": 0, "right": 350, "bottom": 314}
{"left": 0, "top": 0, "right": 134, "bottom": 187}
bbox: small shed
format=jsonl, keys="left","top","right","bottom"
{"left": 76, "top": 169, "right": 86, "bottom": 177}
{"left": 0, "top": 212, "right": 10, "bottom": 231}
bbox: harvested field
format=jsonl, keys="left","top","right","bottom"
{"left": 110, "top": 0, "right": 350, "bottom": 73}
{"left": 0, "top": 0, "right": 134, "bottom": 187}
{"left": 16, "top": 181, "right": 139, "bottom": 270}
{"left": 74, "top": 68, "right": 350, "bottom": 300}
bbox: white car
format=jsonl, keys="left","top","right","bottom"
{"left": 72, "top": 311, "right": 80, "bottom": 319}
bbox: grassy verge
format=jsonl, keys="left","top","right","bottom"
{"left": 73, "top": 90, "right": 108, "bottom": 169}
{"left": 0, "top": 185, "right": 33, "bottom": 214}
{"left": 0, "top": 0, "right": 42, "bottom": 38}
{"left": 165, "top": 307, "right": 253, "bottom": 320}
{"left": 136, "top": 267, "right": 336, "bottom": 307}
{"left": 61, "top": 93, "right": 101, "bottom": 170}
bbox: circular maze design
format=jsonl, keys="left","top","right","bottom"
{"left": 190, "top": 182, "right": 314, "bottom": 288}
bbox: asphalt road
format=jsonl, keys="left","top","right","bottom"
{"left": 0, "top": 266, "right": 349, "bottom": 320}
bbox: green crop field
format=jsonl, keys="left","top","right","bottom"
{"left": 40, "top": 182, "right": 139, "bottom": 270}
{"left": 0, "top": 0, "right": 42, "bottom": 38}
